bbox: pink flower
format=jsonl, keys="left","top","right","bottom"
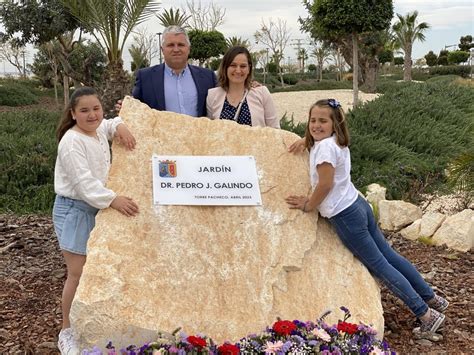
{"left": 312, "top": 327, "right": 331, "bottom": 342}
{"left": 263, "top": 340, "right": 284, "bottom": 354}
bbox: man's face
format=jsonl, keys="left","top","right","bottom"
{"left": 162, "top": 33, "right": 190, "bottom": 70}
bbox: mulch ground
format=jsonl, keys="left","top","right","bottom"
{"left": 1, "top": 214, "right": 473, "bottom": 354}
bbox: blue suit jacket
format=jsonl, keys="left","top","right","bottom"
{"left": 132, "top": 63, "right": 217, "bottom": 117}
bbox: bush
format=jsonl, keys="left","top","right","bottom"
{"left": 429, "top": 65, "right": 472, "bottom": 78}
{"left": 349, "top": 80, "right": 474, "bottom": 200}
{"left": 282, "top": 75, "right": 298, "bottom": 85}
{"left": 0, "top": 110, "right": 59, "bottom": 213}
{"left": 280, "top": 113, "right": 306, "bottom": 137}
{"left": 270, "top": 80, "right": 351, "bottom": 93}
{"left": 0, "top": 82, "right": 39, "bottom": 106}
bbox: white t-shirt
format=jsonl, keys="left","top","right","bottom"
{"left": 54, "top": 117, "right": 123, "bottom": 209}
{"left": 309, "top": 135, "right": 358, "bottom": 218}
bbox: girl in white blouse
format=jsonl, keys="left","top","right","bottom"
{"left": 286, "top": 99, "right": 448, "bottom": 336}
{"left": 53, "top": 87, "right": 139, "bottom": 354}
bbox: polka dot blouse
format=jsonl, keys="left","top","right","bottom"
{"left": 219, "top": 98, "right": 252, "bottom": 126}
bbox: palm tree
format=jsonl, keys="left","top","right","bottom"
{"left": 129, "top": 43, "right": 150, "bottom": 72}
{"left": 297, "top": 48, "right": 308, "bottom": 73}
{"left": 392, "top": 11, "right": 430, "bottom": 81}
{"left": 311, "top": 44, "right": 331, "bottom": 81}
{"left": 61, "top": 0, "right": 160, "bottom": 115}
{"left": 156, "top": 7, "right": 190, "bottom": 28}
{"left": 226, "top": 36, "right": 250, "bottom": 50}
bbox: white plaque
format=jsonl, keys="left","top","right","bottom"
{"left": 152, "top": 155, "right": 262, "bottom": 206}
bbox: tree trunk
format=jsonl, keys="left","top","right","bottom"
{"left": 278, "top": 66, "right": 284, "bottom": 86}
{"left": 63, "top": 75, "right": 70, "bottom": 106}
{"left": 362, "top": 57, "right": 379, "bottom": 93}
{"left": 101, "top": 60, "right": 131, "bottom": 118}
{"left": 404, "top": 44, "right": 412, "bottom": 81}
{"left": 352, "top": 33, "right": 359, "bottom": 107}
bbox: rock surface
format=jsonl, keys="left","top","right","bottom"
{"left": 365, "top": 183, "right": 387, "bottom": 210}
{"left": 70, "top": 97, "right": 383, "bottom": 349}
{"left": 378, "top": 200, "right": 422, "bottom": 231}
{"left": 419, "top": 212, "right": 446, "bottom": 238}
{"left": 432, "top": 209, "right": 474, "bottom": 252}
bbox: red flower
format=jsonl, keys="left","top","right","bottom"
{"left": 187, "top": 335, "right": 207, "bottom": 348}
{"left": 337, "top": 321, "right": 358, "bottom": 335}
{"left": 272, "top": 320, "right": 297, "bottom": 336}
{"left": 218, "top": 343, "right": 240, "bottom": 355}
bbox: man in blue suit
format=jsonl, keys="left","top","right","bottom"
{"left": 132, "top": 26, "right": 217, "bottom": 117}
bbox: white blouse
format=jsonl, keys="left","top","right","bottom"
{"left": 309, "top": 135, "right": 358, "bottom": 218}
{"left": 54, "top": 117, "right": 123, "bottom": 209}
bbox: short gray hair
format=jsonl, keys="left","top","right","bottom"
{"left": 162, "top": 26, "right": 191, "bottom": 46}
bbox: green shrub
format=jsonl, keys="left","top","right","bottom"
{"left": 270, "top": 80, "right": 351, "bottom": 93}
{"left": 0, "top": 83, "right": 39, "bottom": 106}
{"left": 280, "top": 113, "right": 306, "bottom": 137}
{"left": 429, "top": 65, "right": 472, "bottom": 78}
{"left": 349, "top": 80, "right": 474, "bottom": 200}
{"left": 283, "top": 75, "right": 298, "bottom": 85}
{"left": 0, "top": 110, "right": 59, "bottom": 213}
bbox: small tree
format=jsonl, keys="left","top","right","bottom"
{"left": 129, "top": 43, "right": 150, "bottom": 71}
{"left": 392, "top": 11, "right": 430, "bottom": 81}
{"left": 311, "top": 43, "right": 331, "bottom": 81}
{"left": 394, "top": 56, "right": 404, "bottom": 65}
{"left": 378, "top": 49, "right": 393, "bottom": 65}
{"left": 254, "top": 18, "right": 291, "bottom": 86}
{"left": 297, "top": 48, "right": 309, "bottom": 73}
{"left": 226, "top": 36, "right": 250, "bottom": 50}
{"left": 61, "top": 0, "right": 160, "bottom": 115}
{"left": 301, "top": 0, "right": 393, "bottom": 105}
{"left": 437, "top": 50, "right": 449, "bottom": 66}
{"left": 0, "top": 40, "right": 26, "bottom": 76}
{"left": 458, "top": 35, "right": 473, "bottom": 52}
{"left": 424, "top": 51, "right": 438, "bottom": 67}
{"left": 156, "top": 7, "right": 190, "bottom": 28}
{"left": 183, "top": 0, "right": 225, "bottom": 31}
{"left": 188, "top": 29, "right": 226, "bottom": 66}
{"left": 448, "top": 51, "right": 470, "bottom": 65}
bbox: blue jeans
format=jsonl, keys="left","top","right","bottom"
{"left": 328, "top": 195, "right": 434, "bottom": 317}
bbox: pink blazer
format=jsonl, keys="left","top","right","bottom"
{"left": 206, "top": 86, "right": 280, "bottom": 128}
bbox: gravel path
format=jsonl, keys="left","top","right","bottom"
{"left": 271, "top": 89, "right": 380, "bottom": 123}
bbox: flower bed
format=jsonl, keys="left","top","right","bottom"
{"left": 82, "top": 307, "right": 393, "bottom": 354}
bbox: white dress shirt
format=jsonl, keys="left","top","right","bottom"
{"left": 54, "top": 117, "right": 123, "bottom": 209}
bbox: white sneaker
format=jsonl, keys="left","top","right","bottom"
{"left": 58, "top": 328, "right": 80, "bottom": 355}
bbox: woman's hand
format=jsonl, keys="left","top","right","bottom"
{"left": 288, "top": 137, "right": 306, "bottom": 153}
{"left": 110, "top": 196, "right": 139, "bottom": 217}
{"left": 115, "top": 123, "right": 136, "bottom": 150}
{"left": 285, "top": 195, "right": 310, "bottom": 212}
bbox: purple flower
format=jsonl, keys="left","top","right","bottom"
{"left": 281, "top": 341, "right": 292, "bottom": 353}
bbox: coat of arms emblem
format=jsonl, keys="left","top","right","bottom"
{"left": 159, "top": 160, "right": 177, "bottom": 177}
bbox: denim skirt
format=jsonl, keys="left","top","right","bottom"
{"left": 52, "top": 195, "right": 99, "bottom": 255}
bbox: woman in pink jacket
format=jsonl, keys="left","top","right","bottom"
{"left": 206, "top": 46, "right": 280, "bottom": 128}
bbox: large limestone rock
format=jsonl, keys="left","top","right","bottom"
{"left": 400, "top": 219, "right": 421, "bottom": 241}
{"left": 378, "top": 200, "right": 422, "bottom": 231}
{"left": 432, "top": 209, "right": 474, "bottom": 252}
{"left": 365, "top": 183, "right": 386, "bottom": 210}
{"left": 420, "top": 212, "right": 446, "bottom": 237}
{"left": 71, "top": 97, "right": 383, "bottom": 350}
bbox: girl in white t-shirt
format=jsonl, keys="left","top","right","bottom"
{"left": 286, "top": 99, "right": 448, "bottom": 335}
{"left": 53, "top": 87, "right": 139, "bottom": 354}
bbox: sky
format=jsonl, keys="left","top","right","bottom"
{"left": 1, "top": 0, "right": 473, "bottom": 74}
